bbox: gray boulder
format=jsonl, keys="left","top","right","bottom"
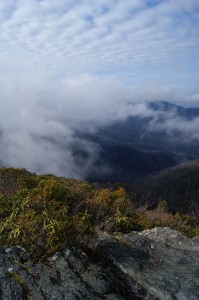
{"left": 92, "top": 227, "right": 199, "bottom": 300}
{"left": 0, "top": 228, "right": 198, "bottom": 300}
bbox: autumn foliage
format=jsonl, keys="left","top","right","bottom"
{"left": 0, "top": 168, "right": 198, "bottom": 259}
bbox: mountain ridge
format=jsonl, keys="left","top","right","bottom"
{"left": 79, "top": 100, "right": 199, "bottom": 184}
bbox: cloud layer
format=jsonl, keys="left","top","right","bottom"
{"left": 0, "top": 75, "right": 144, "bottom": 177}
{"left": 0, "top": 74, "right": 199, "bottom": 177}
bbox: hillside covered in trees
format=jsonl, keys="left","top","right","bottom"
{"left": 141, "top": 159, "right": 199, "bottom": 213}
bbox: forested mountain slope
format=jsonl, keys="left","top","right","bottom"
{"left": 141, "top": 159, "right": 199, "bottom": 213}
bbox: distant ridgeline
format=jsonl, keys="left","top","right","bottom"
{"left": 71, "top": 101, "right": 199, "bottom": 214}
{"left": 73, "top": 101, "right": 199, "bottom": 184}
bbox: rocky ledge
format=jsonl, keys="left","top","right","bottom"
{"left": 0, "top": 227, "right": 199, "bottom": 300}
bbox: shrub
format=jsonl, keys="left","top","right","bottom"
{"left": 0, "top": 168, "right": 198, "bottom": 259}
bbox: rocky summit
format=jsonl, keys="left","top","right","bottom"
{"left": 0, "top": 227, "right": 198, "bottom": 300}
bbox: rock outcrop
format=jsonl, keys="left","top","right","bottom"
{"left": 0, "top": 227, "right": 198, "bottom": 300}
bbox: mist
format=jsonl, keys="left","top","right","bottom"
{"left": 0, "top": 74, "right": 138, "bottom": 177}
{"left": 0, "top": 74, "right": 199, "bottom": 178}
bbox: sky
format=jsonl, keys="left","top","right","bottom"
{"left": 0, "top": 0, "right": 199, "bottom": 93}
{"left": 0, "top": 0, "right": 199, "bottom": 176}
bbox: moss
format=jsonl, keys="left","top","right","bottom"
{"left": 114, "top": 233, "right": 134, "bottom": 248}
{"left": 9, "top": 271, "right": 33, "bottom": 299}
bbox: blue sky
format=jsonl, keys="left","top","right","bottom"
{"left": 0, "top": 0, "right": 199, "bottom": 98}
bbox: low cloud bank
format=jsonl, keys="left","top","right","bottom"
{"left": 0, "top": 74, "right": 199, "bottom": 177}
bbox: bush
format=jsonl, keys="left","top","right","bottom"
{"left": 0, "top": 168, "right": 198, "bottom": 259}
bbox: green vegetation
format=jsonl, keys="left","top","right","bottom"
{"left": 0, "top": 168, "right": 198, "bottom": 259}
{"left": 8, "top": 270, "right": 33, "bottom": 299}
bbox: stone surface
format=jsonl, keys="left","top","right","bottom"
{"left": 92, "top": 228, "right": 199, "bottom": 300}
{"left": 0, "top": 228, "right": 198, "bottom": 300}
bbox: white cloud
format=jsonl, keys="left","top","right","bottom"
{"left": 0, "top": 74, "right": 141, "bottom": 176}
{"left": 0, "top": 0, "right": 198, "bottom": 88}
{"left": 0, "top": 72, "right": 199, "bottom": 176}
{"left": 148, "top": 112, "right": 199, "bottom": 141}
